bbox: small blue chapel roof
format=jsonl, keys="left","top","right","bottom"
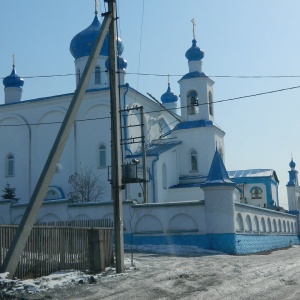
{"left": 3, "top": 66, "right": 24, "bottom": 88}
{"left": 228, "top": 169, "right": 279, "bottom": 183}
{"left": 160, "top": 83, "right": 178, "bottom": 104}
{"left": 202, "top": 149, "right": 235, "bottom": 187}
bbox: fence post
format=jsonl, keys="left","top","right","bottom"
{"left": 88, "top": 229, "right": 102, "bottom": 273}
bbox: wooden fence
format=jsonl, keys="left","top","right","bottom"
{"left": 0, "top": 225, "right": 114, "bottom": 279}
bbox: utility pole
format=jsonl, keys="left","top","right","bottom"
{"left": 107, "top": 0, "right": 125, "bottom": 273}
{"left": 0, "top": 10, "right": 112, "bottom": 279}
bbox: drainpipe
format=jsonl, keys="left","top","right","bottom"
{"left": 151, "top": 155, "right": 159, "bottom": 203}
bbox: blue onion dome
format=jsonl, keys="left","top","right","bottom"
{"left": 105, "top": 56, "right": 127, "bottom": 70}
{"left": 290, "top": 159, "right": 296, "bottom": 169}
{"left": 3, "top": 66, "right": 24, "bottom": 88}
{"left": 70, "top": 14, "right": 124, "bottom": 59}
{"left": 160, "top": 83, "right": 178, "bottom": 103}
{"left": 185, "top": 39, "right": 204, "bottom": 62}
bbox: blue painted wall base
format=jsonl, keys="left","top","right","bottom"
{"left": 124, "top": 233, "right": 300, "bottom": 255}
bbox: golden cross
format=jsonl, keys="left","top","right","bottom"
{"left": 191, "top": 18, "right": 196, "bottom": 39}
{"left": 12, "top": 54, "right": 15, "bottom": 67}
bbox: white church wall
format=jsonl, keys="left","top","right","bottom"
{"left": 168, "top": 187, "right": 205, "bottom": 202}
{"left": 235, "top": 203, "right": 298, "bottom": 234}
{"left": 203, "top": 186, "right": 237, "bottom": 234}
{"left": 0, "top": 114, "right": 31, "bottom": 202}
{"left": 287, "top": 185, "right": 300, "bottom": 212}
{"left": 129, "top": 201, "right": 206, "bottom": 235}
{"left": 175, "top": 126, "right": 225, "bottom": 178}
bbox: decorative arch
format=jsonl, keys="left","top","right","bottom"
{"left": 98, "top": 143, "right": 107, "bottom": 168}
{"left": 167, "top": 214, "right": 198, "bottom": 233}
{"left": 102, "top": 213, "right": 114, "bottom": 222}
{"left": 72, "top": 214, "right": 91, "bottom": 221}
{"left": 261, "top": 217, "right": 266, "bottom": 233}
{"left": 45, "top": 186, "right": 65, "bottom": 201}
{"left": 78, "top": 103, "right": 110, "bottom": 120}
{"left": 190, "top": 149, "right": 198, "bottom": 172}
{"left": 187, "top": 90, "right": 199, "bottom": 115}
{"left": 253, "top": 216, "right": 259, "bottom": 232}
{"left": 278, "top": 219, "right": 282, "bottom": 232}
{"left": 283, "top": 220, "right": 286, "bottom": 232}
{"left": 95, "top": 66, "right": 101, "bottom": 84}
{"left": 13, "top": 215, "right": 23, "bottom": 224}
{"left": 77, "top": 68, "right": 81, "bottom": 85}
{"left": 38, "top": 213, "right": 60, "bottom": 223}
{"left": 162, "top": 163, "right": 167, "bottom": 189}
{"left": 245, "top": 215, "right": 252, "bottom": 232}
{"left": 208, "top": 91, "right": 214, "bottom": 116}
{"left": 272, "top": 219, "right": 277, "bottom": 233}
{"left": 236, "top": 213, "right": 244, "bottom": 231}
{"left": 6, "top": 153, "right": 15, "bottom": 177}
{"left": 267, "top": 218, "right": 272, "bottom": 233}
{"left": 134, "top": 215, "right": 163, "bottom": 234}
{"left": 250, "top": 186, "right": 263, "bottom": 199}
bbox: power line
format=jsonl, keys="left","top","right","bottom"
{"left": 3, "top": 71, "right": 300, "bottom": 81}
{"left": 1, "top": 83, "right": 300, "bottom": 128}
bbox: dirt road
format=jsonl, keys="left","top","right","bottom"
{"left": 7, "top": 246, "right": 300, "bottom": 300}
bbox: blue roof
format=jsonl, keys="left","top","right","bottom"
{"left": 3, "top": 66, "right": 24, "bottom": 88}
{"left": 70, "top": 14, "right": 124, "bottom": 60}
{"left": 173, "top": 120, "right": 223, "bottom": 132}
{"left": 180, "top": 71, "right": 206, "bottom": 81}
{"left": 202, "top": 149, "right": 235, "bottom": 187}
{"left": 185, "top": 39, "right": 204, "bottom": 62}
{"left": 289, "top": 159, "right": 296, "bottom": 169}
{"left": 160, "top": 83, "right": 178, "bottom": 103}
{"left": 228, "top": 169, "right": 279, "bottom": 183}
{"left": 128, "top": 141, "right": 181, "bottom": 158}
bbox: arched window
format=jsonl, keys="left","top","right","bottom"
{"left": 250, "top": 186, "right": 262, "bottom": 199}
{"left": 95, "top": 66, "right": 101, "bottom": 84}
{"left": 77, "top": 68, "right": 81, "bottom": 85}
{"left": 209, "top": 91, "right": 214, "bottom": 116}
{"left": 99, "top": 144, "right": 106, "bottom": 168}
{"left": 187, "top": 90, "right": 198, "bottom": 115}
{"left": 6, "top": 154, "right": 15, "bottom": 177}
{"left": 162, "top": 164, "right": 167, "bottom": 189}
{"left": 190, "top": 150, "right": 198, "bottom": 172}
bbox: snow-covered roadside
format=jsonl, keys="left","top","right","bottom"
{"left": 2, "top": 245, "right": 300, "bottom": 300}
{"left": 0, "top": 258, "right": 133, "bottom": 298}
{"left": 0, "top": 245, "right": 218, "bottom": 298}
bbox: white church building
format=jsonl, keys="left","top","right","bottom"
{"left": 0, "top": 8, "right": 299, "bottom": 254}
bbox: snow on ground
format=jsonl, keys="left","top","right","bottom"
{"left": 1, "top": 245, "right": 300, "bottom": 299}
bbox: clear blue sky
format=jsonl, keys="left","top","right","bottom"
{"left": 1, "top": 0, "right": 300, "bottom": 208}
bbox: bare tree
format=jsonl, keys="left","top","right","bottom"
{"left": 68, "top": 166, "right": 107, "bottom": 203}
